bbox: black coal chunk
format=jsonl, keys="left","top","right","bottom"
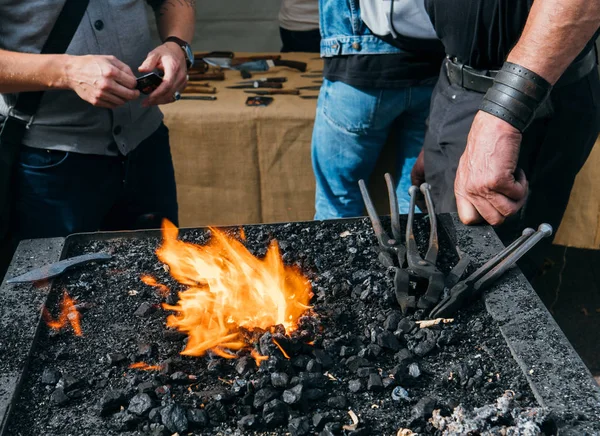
{"left": 271, "top": 372, "right": 289, "bottom": 388}
{"left": 345, "top": 356, "right": 370, "bottom": 372}
{"left": 306, "top": 359, "right": 322, "bottom": 373}
{"left": 395, "top": 348, "right": 414, "bottom": 364}
{"left": 57, "top": 374, "right": 83, "bottom": 392}
{"left": 187, "top": 408, "right": 208, "bottom": 429}
{"left": 262, "top": 399, "right": 288, "bottom": 427}
{"left": 305, "top": 388, "right": 325, "bottom": 401}
{"left": 298, "top": 372, "right": 326, "bottom": 388}
{"left": 41, "top": 368, "right": 61, "bottom": 385}
{"left": 148, "top": 407, "right": 161, "bottom": 423}
{"left": 292, "top": 355, "right": 311, "bottom": 369}
{"left": 128, "top": 393, "right": 154, "bottom": 416}
{"left": 348, "top": 379, "right": 362, "bottom": 393}
{"left": 322, "top": 421, "right": 343, "bottom": 435}
{"left": 339, "top": 346, "right": 356, "bottom": 357}
{"left": 100, "top": 390, "right": 127, "bottom": 416}
{"left": 283, "top": 384, "right": 303, "bottom": 405}
{"left": 314, "top": 349, "right": 334, "bottom": 369}
{"left": 109, "top": 411, "right": 140, "bottom": 432}
{"left": 238, "top": 414, "right": 259, "bottom": 430}
{"left": 437, "top": 329, "right": 458, "bottom": 346}
{"left": 327, "top": 395, "right": 347, "bottom": 409}
{"left": 206, "top": 401, "right": 228, "bottom": 422}
{"left": 313, "top": 412, "right": 334, "bottom": 430}
{"left": 138, "top": 381, "right": 155, "bottom": 394}
{"left": 160, "top": 404, "right": 189, "bottom": 433}
{"left": 137, "top": 342, "right": 158, "bottom": 359}
{"left": 171, "top": 371, "right": 192, "bottom": 384}
{"left": 367, "top": 373, "right": 383, "bottom": 392}
{"left": 412, "top": 396, "right": 437, "bottom": 420}
{"left": 376, "top": 330, "right": 401, "bottom": 351}
{"left": 289, "top": 416, "right": 311, "bottom": 436}
{"left": 235, "top": 355, "right": 256, "bottom": 375}
{"left": 384, "top": 311, "right": 403, "bottom": 331}
{"left": 107, "top": 353, "right": 127, "bottom": 366}
{"left": 134, "top": 302, "right": 154, "bottom": 317}
{"left": 253, "top": 387, "right": 279, "bottom": 409}
{"left": 397, "top": 318, "right": 415, "bottom": 333}
{"left": 356, "top": 367, "right": 376, "bottom": 378}
{"left": 51, "top": 388, "right": 69, "bottom": 406}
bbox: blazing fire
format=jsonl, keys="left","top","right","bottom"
{"left": 154, "top": 220, "right": 312, "bottom": 358}
{"left": 140, "top": 274, "right": 170, "bottom": 297}
{"left": 42, "top": 290, "right": 82, "bottom": 336}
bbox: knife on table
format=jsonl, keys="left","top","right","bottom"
{"left": 236, "top": 77, "right": 288, "bottom": 85}
{"left": 244, "top": 89, "right": 300, "bottom": 95}
{"left": 180, "top": 96, "right": 217, "bottom": 101}
{"left": 6, "top": 253, "right": 112, "bottom": 284}
{"left": 204, "top": 57, "right": 307, "bottom": 73}
{"left": 227, "top": 82, "right": 284, "bottom": 89}
{"left": 296, "top": 85, "right": 322, "bottom": 91}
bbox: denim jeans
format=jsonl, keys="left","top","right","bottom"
{"left": 312, "top": 79, "right": 434, "bottom": 219}
{"left": 11, "top": 123, "right": 178, "bottom": 242}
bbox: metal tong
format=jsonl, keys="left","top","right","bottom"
{"left": 430, "top": 224, "right": 553, "bottom": 318}
{"left": 359, "top": 174, "right": 470, "bottom": 314}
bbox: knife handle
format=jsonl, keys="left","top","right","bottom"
{"left": 273, "top": 59, "right": 307, "bottom": 72}
{"left": 264, "top": 89, "right": 300, "bottom": 95}
{"left": 184, "top": 86, "right": 217, "bottom": 94}
{"left": 188, "top": 72, "right": 225, "bottom": 81}
{"left": 258, "top": 83, "right": 283, "bottom": 89}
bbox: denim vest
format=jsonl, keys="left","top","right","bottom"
{"left": 319, "top": 0, "right": 403, "bottom": 57}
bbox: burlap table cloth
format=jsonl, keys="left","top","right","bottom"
{"left": 161, "top": 52, "right": 599, "bottom": 249}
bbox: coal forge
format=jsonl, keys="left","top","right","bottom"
{"left": 2, "top": 215, "right": 600, "bottom": 435}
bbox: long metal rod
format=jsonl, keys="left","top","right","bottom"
{"left": 420, "top": 183, "right": 439, "bottom": 264}
{"left": 464, "top": 227, "right": 536, "bottom": 285}
{"left": 405, "top": 185, "right": 423, "bottom": 268}
{"left": 358, "top": 179, "right": 391, "bottom": 248}
{"left": 475, "top": 224, "right": 553, "bottom": 290}
{"left": 385, "top": 173, "right": 402, "bottom": 242}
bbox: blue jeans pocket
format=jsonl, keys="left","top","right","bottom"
{"left": 19, "top": 147, "right": 70, "bottom": 170}
{"left": 320, "top": 80, "right": 381, "bottom": 134}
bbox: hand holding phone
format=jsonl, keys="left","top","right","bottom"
{"left": 136, "top": 72, "right": 163, "bottom": 95}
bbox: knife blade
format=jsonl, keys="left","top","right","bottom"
{"left": 180, "top": 95, "right": 217, "bottom": 101}
{"left": 296, "top": 86, "right": 322, "bottom": 91}
{"left": 236, "top": 77, "right": 288, "bottom": 85}
{"left": 6, "top": 252, "right": 112, "bottom": 284}
{"left": 227, "top": 82, "right": 284, "bottom": 89}
{"left": 244, "top": 89, "right": 300, "bottom": 95}
{"left": 204, "top": 57, "right": 307, "bottom": 72}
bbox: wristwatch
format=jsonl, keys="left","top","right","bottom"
{"left": 164, "top": 36, "right": 194, "bottom": 69}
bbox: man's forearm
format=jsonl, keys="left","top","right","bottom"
{"left": 154, "top": 0, "right": 196, "bottom": 42}
{"left": 507, "top": 0, "right": 600, "bottom": 84}
{"left": 0, "top": 50, "right": 70, "bottom": 93}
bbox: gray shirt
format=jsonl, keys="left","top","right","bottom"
{"left": 0, "top": 0, "right": 163, "bottom": 156}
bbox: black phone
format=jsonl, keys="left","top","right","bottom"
{"left": 136, "top": 72, "right": 163, "bottom": 94}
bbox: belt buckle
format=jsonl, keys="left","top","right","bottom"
{"left": 7, "top": 106, "right": 35, "bottom": 129}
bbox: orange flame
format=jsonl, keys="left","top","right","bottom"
{"left": 156, "top": 220, "right": 312, "bottom": 358}
{"left": 129, "top": 362, "right": 163, "bottom": 371}
{"left": 251, "top": 349, "right": 269, "bottom": 366}
{"left": 42, "top": 290, "right": 82, "bottom": 336}
{"left": 141, "top": 275, "right": 170, "bottom": 297}
{"left": 239, "top": 227, "right": 246, "bottom": 241}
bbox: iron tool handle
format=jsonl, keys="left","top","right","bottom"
{"left": 273, "top": 59, "right": 307, "bottom": 72}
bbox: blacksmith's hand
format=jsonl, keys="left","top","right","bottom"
{"left": 66, "top": 55, "right": 140, "bottom": 109}
{"left": 411, "top": 149, "right": 426, "bottom": 187}
{"left": 139, "top": 42, "right": 188, "bottom": 107}
{"left": 455, "top": 111, "right": 529, "bottom": 226}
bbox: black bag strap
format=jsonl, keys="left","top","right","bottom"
{"left": 1, "top": 0, "right": 90, "bottom": 144}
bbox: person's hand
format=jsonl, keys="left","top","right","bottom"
{"left": 455, "top": 111, "right": 529, "bottom": 226}
{"left": 411, "top": 149, "right": 426, "bottom": 187}
{"left": 65, "top": 55, "right": 140, "bottom": 108}
{"left": 138, "top": 42, "right": 188, "bottom": 106}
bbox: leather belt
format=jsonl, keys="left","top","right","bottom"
{"left": 445, "top": 47, "right": 598, "bottom": 93}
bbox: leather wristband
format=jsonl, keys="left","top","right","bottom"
{"left": 480, "top": 62, "right": 552, "bottom": 132}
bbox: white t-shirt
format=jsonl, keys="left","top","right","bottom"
{"left": 361, "top": 0, "right": 437, "bottom": 40}
{"left": 279, "top": 0, "right": 319, "bottom": 32}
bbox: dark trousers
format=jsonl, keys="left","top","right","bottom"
{"left": 11, "top": 123, "right": 178, "bottom": 242}
{"left": 280, "top": 27, "right": 321, "bottom": 53}
{"left": 424, "top": 61, "right": 600, "bottom": 277}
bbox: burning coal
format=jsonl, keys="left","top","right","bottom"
{"left": 151, "top": 220, "right": 312, "bottom": 358}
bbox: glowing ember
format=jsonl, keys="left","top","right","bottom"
{"left": 251, "top": 349, "right": 269, "bottom": 366}
{"left": 155, "top": 220, "right": 312, "bottom": 358}
{"left": 141, "top": 275, "right": 169, "bottom": 297}
{"left": 129, "top": 362, "right": 163, "bottom": 371}
{"left": 272, "top": 338, "right": 291, "bottom": 359}
{"left": 42, "top": 290, "right": 82, "bottom": 336}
